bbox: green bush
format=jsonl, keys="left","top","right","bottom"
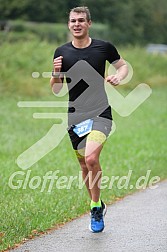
{"left": 1, "top": 20, "right": 68, "bottom": 43}
{"left": 0, "top": 31, "right": 38, "bottom": 44}
{"left": 0, "top": 20, "right": 112, "bottom": 44}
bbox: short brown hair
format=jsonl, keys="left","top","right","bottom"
{"left": 69, "top": 6, "right": 91, "bottom": 22}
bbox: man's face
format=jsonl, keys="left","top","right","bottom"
{"left": 68, "top": 12, "right": 91, "bottom": 39}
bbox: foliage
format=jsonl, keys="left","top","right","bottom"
{"left": 0, "top": 0, "right": 167, "bottom": 45}
{"left": 0, "top": 20, "right": 111, "bottom": 44}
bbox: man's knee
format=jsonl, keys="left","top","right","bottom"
{"left": 85, "top": 154, "right": 100, "bottom": 170}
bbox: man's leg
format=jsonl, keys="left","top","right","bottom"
{"left": 85, "top": 143, "right": 103, "bottom": 202}
{"left": 75, "top": 130, "right": 106, "bottom": 202}
{"left": 75, "top": 130, "right": 107, "bottom": 232}
{"left": 77, "top": 153, "right": 92, "bottom": 199}
{"left": 84, "top": 130, "right": 107, "bottom": 232}
{"left": 75, "top": 140, "right": 104, "bottom": 201}
{"left": 85, "top": 130, "right": 106, "bottom": 202}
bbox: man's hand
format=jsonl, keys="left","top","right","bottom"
{"left": 106, "top": 58, "right": 128, "bottom": 86}
{"left": 53, "top": 56, "right": 63, "bottom": 73}
{"left": 105, "top": 74, "right": 122, "bottom": 86}
{"left": 50, "top": 56, "right": 63, "bottom": 93}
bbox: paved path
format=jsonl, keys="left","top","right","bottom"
{"left": 12, "top": 181, "right": 167, "bottom": 252}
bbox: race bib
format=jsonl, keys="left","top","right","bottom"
{"left": 73, "top": 119, "right": 93, "bottom": 137}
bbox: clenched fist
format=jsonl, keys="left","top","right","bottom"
{"left": 105, "top": 74, "right": 122, "bottom": 86}
{"left": 53, "top": 56, "right": 63, "bottom": 73}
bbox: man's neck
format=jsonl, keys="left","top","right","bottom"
{"left": 72, "top": 37, "right": 92, "bottom": 48}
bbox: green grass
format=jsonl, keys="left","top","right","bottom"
{"left": 0, "top": 39, "right": 167, "bottom": 251}
{"left": 0, "top": 40, "right": 167, "bottom": 97}
{"left": 0, "top": 86, "right": 167, "bottom": 251}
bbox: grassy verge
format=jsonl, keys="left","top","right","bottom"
{"left": 0, "top": 40, "right": 167, "bottom": 250}
{"left": 0, "top": 85, "right": 167, "bottom": 251}
{"left": 0, "top": 40, "right": 167, "bottom": 97}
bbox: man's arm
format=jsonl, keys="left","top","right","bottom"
{"left": 106, "top": 58, "right": 128, "bottom": 86}
{"left": 50, "top": 56, "right": 63, "bottom": 93}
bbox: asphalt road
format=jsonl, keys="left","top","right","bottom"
{"left": 11, "top": 180, "right": 167, "bottom": 252}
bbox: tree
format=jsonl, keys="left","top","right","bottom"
{"left": 0, "top": 0, "right": 167, "bottom": 44}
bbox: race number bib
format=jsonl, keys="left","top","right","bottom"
{"left": 73, "top": 119, "right": 93, "bottom": 137}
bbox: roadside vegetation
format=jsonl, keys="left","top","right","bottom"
{"left": 0, "top": 18, "right": 167, "bottom": 251}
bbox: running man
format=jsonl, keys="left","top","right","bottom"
{"left": 50, "top": 6, "right": 128, "bottom": 232}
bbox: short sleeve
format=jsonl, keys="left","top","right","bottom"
{"left": 106, "top": 42, "right": 120, "bottom": 64}
{"left": 53, "top": 47, "right": 61, "bottom": 60}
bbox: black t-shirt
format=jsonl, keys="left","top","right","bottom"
{"left": 53, "top": 39, "right": 120, "bottom": 125}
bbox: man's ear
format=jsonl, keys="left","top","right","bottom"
{"left": 88, "top": 20, "right": 92, "bottom": 28}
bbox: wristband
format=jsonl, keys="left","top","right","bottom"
{"left": 52, "top": 72, "right": 61, "bottom": 78}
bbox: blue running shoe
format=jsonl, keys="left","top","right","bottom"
{"left": 101, "top": 200, "right": 107, "bottom": 216}
{"left": 89, "top": 201, "right": 107, "bottom": 233}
